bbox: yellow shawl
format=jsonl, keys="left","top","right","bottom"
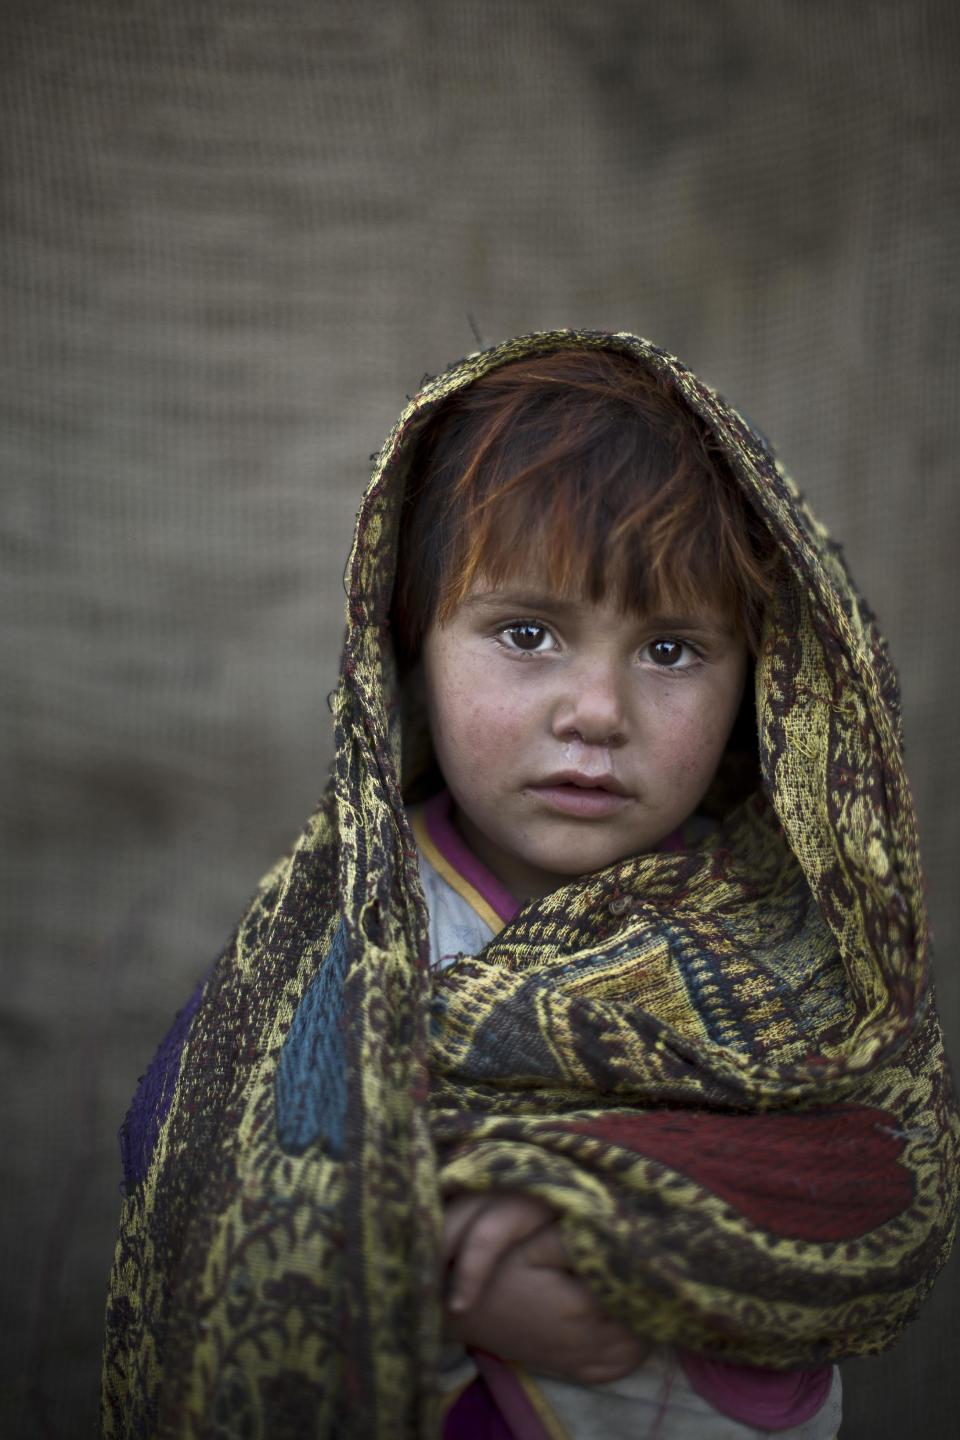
{"left": 103, "top": 331, "right": 959, "bottom": 1439}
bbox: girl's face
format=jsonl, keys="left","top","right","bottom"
{"left": 421, "top": 574, "right": 749, "bottom": 901}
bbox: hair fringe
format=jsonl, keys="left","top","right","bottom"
{"left": 394, "top": 349, "right": 781, "bottom": 662}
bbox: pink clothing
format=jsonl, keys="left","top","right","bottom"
{"left": 424, "top": 790, "right": 834, "bottom": 1436}
{"left": 423, "top": 791, "right": 518, "bottom": 925}
{"left": 678, "top": 1355, "right": 833, "bottom": 1431}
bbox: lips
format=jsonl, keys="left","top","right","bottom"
{"left": 528, "top": 771, "right": 631, "bottom": 818}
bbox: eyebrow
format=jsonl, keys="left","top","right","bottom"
{"left": 638, "top": 612, "right": 738, "bottom": 638}
{"left": 463, "top": 590, "right": 738, "bottom": 637}
{"left": 463, "top": 589, "right": 583, "bottom": 615}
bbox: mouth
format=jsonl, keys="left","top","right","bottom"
{"left": 528, "top": 771, "right": 632, "bottom": 818}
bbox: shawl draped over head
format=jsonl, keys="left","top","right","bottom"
{"left": 103, "top": 331, "right": 959, "bottom": 1439}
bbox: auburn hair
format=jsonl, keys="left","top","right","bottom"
{"left": 393, "top": 347, "right": 779, "bottom": 663}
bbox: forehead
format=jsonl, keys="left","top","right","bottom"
{"left": 459, "top": 534, "right": 739, "bottom": 623}
{"left": 457, "top": 567, "right": 739, "bottom": 635}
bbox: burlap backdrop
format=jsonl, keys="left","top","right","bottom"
{"left": 2, "top": 3, "right": 958, "bottom": 1436}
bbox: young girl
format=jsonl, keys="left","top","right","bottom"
{"left": 103, "top": 333, "right": 958, "bottom": 1440}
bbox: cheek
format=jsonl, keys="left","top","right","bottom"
{"left": 652, "top": 685, "right": 744, "bottom": 783}
{"left": 425, "top": 648, "right": 525, "bottom": 762}
{"left": 440, "top": 686, "right": 533, "bottom": 768}
{"left": 651, "top": 718, "right": 718, "bottom": 783}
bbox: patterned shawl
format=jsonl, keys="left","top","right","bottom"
{"left": 102, "top": 331, "right": 959, "bottom": 1439}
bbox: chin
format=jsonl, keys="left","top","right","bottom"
{"left": 529, "top": 846, "right": 629, "bottom": 881}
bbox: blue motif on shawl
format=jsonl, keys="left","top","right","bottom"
{"left": 119, "top": 975, "right": 206, "bottom": 1191}
{"left": 275, "top": 920, "right": 349, "bottom": 1158}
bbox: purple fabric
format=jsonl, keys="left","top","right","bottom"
{"left": 472, "top": 1354, "right": 558, "bottom": 1438}
{"left": 679, "top": 1352, "right": 834, "bottom": 1430}
{"left": 443, "top": 1354, "right": 560, "bottom": 1440}
{"left": 119, "top": 975, "right": 206, "bottom": 1190}
{"left": 424, "top": 791, "right": 520, "bottom": 925}
{"left": 443, "top": 1377, "right": 518, "bottom": 1440}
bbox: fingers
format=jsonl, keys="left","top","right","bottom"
{"left": 448, "top": 1253, "right": 651, "bottom": 1383}
{"left": 517, "top": 1220, "right": 570, "bottom": 1271}
{"left": 441, "top": 1193, "right": 490, "bottom": 1268}
{"left": 446, "top": 1192, "right": 555, "bottom": 1313}
{"left": 572, "top": 1334, "right": 653, "bottom": 1385}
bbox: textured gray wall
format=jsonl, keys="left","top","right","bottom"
{"left": 2, "top": 2, "right": 958, "bottom": 1436}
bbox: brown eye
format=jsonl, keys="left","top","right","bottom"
{"left": 508, "top": 623, "right": 549, "bottom": 651}
{"left": 649, "top": 639, "right": 685, "bottom": 666}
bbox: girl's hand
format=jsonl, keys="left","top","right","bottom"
{"left": 443, "top": 1191, "right": 556, "bottom": 1313}
{"left": 445, "top": 1220, "right": 651, "bottom": 1385}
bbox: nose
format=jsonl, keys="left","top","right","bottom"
{"left": 551, "top": 657, "right": 629, "bottom": 748}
